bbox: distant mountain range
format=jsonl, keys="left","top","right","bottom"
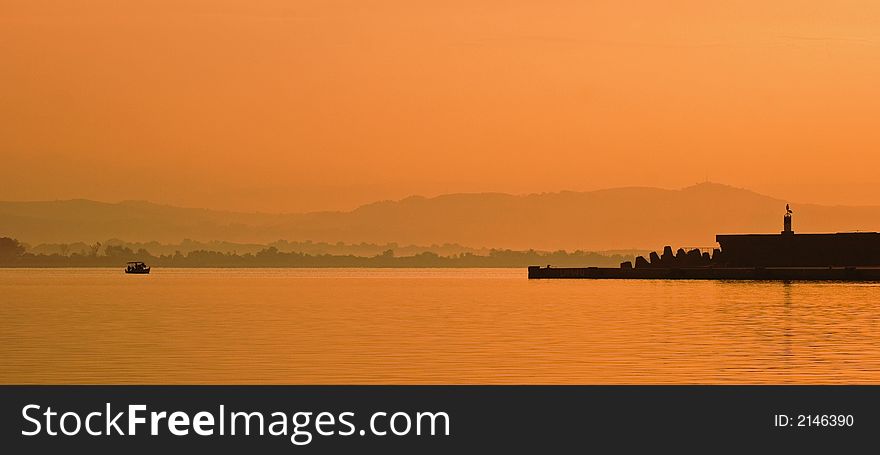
{"left": 3, "top": 183, "right": 880, "bottom": 250}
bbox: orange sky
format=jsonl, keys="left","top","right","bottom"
{"left": 2, "top": 1, "right": 880, "bottom": 212}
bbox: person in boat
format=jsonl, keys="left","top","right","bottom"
{"left": 125, "top": 261, "right": 150, "bottom": 273}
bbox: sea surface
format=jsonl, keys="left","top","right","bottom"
{"left": 2, "top": 268, "right": 879, "bottom": 384}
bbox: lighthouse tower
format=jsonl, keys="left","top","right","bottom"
{"left": 782, "top": 204, "right": 793, "bottom": 235}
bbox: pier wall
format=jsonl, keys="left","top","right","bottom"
{"left": 716, "top": 232, "right": 880, "bottom": 267}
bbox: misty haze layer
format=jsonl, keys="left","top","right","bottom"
{"left": 4, "top": 183, "right": 880, "bottom": 251}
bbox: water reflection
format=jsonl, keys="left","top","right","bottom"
{"left": 1, "top": 269, "right": 879, "bottom": 384}
{"left": 781, "top": 281, "right": 793, "bottom": 361}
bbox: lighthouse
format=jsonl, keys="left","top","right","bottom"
{"left": 782, "top": 204, "right": 793, "bottom": 235}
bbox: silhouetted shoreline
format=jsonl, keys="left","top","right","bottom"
{"left": 0, "top": 237, "right": 633, "bottom": 268}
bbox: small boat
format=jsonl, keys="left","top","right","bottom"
{"left": 125, "top": 261, "right": 151, "bottom": 274}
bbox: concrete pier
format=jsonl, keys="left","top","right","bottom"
{"left": 527, "top": 265, "right": 880, "bottom": 281}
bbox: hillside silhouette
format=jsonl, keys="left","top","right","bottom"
{"left": 4, "top": 183, "right": 880, "bottom": 250}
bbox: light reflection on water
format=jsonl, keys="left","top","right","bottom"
{"left": 1, "top": 268, "right": 879, "bottom": 384}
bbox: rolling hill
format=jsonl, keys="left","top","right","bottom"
{"left": 3, "top": 183, "right": 880, "bottom": 251}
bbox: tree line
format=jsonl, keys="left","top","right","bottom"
{"left": 0, "top": 237, "right": 632, "bottom": 268}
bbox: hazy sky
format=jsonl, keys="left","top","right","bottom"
{"left": 2, "top": 1, "right": 880, "bottom": 212}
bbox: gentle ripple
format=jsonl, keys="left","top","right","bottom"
{"left": 1, "top": 268, "right": 879, "bottom": 384}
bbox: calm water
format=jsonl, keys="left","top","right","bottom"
{"left": 2, "top": 268, "right": 880, "bottom": 384}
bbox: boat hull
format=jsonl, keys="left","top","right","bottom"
{"left": 125, "top": 269, "right": 150, "bottom": 274}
